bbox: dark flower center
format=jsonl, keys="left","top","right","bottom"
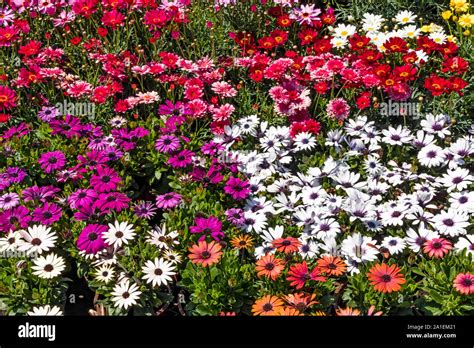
{"left": 265, "top": 263, "right": 275, "bottom": 271}
{"left": 48, "top": 157, "right": 58, "bottom": 164}
{"left": 443, "top": 219, "right": 454, "bottom": 227}
{"left": 154, "top": 268, "right": 163, "bottom": 276}
{"left": 122, "top": 292, "right": 130, "bottom": 299}
{"left": 281, "top": 240, "right": 291, "bottom": 246}
{"left": 115, "top": 231, "right": 124, "bottom": 238}
{"left": 262, "top": 303, "right": 273, "bottom": 312}
{"left": 381, "top": 274, "right": 392, "bottom": 282}
{"left": 102, "top": 175, "right": 111, "bottom": 183}
{"left": 31, "top": 238, "right": 42, "bottom": 246}
{"left": 328, "top": 263, "right": 337, "bottom": 270}
{"left": 88, "top": 232, "right": 98, "bottom": 241}
{"left": 44, "top": 264, "right": 54, "bottom": 272}
{"left": 432, "top": 242, "right": 442, "bottom": 249}
{"left": 201, "top": 251, "right": 211, "bottom": 259}
{"left": 462, "top": 278, "right": 473, "bottom": 286}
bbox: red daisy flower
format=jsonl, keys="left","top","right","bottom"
{"left": 367, "top": 263, "right": 406, "bottom": 293}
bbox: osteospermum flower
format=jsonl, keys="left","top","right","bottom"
{"left": 77, "top": 224, "right": 108, "bottom": 254}
{"left": 453, "top": 272, "right": 474, "bottom": 295}
{"left": 272, "top": 237, "right": 302, "bottom": 254}
{"left": 224, "top": 177, "right": 250, "bottom": 200}
{"left": 367, "top": 263, "right": 406, "bottom": 293}
{"left": 284, "top": 293, "right": 318, "bottom": 312}
{"left": 252, "top": 295, "right": 284, "bottom": 316}
{"left": 188, "top": 240, "right": 223, "bottom": 267}
{"left": 189, "top": 216, "right": 224, "bottom": 241}
{"left": 256, "top": 254, "right": 285, "bottom": 280}
{"left": 287, "top": 261, "right": 326, "bottom": 289}
{"left": 103, "top": 220, "right": 136, "bottom": 248}
{"left": 38, "top": 151, "right": 66, "bottom": 174}
{"left": 27, "top": 305, "right": 63, "bottom": 316}
{"left": 230, "top": 234, "right": 254, "bottom": 250}
{"left": 155, "top": 135, "right": 180, "bottom": 153}
{"left": 141, "top": 257, "right": 176, "bottom": 287}
{"left": 316, "top": 255, "right": 347, "bottom": 276}
{"left": 156, "top": 192, "right": 182, "bottom": 209}
{"left": 423, "top": 238, "right": 453, "bottom": 258}
{"left": 336, "top": 307, "right": 361, "bottom": 316}
{"left": 111, "top": 280, "right": 142, "bottom": 310}
{"left": 32, "top": 253, "right": 66, "bottom": 279}
{"left": 18, "top": 225, "right": 57, "bottom": 256}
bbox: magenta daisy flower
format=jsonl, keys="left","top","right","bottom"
{"left": 201, "top": 141, "right": 224, "bottom": 156}
{"left": 0, "top": 205, "right": 31, "bottom": 232}
{"left": 156, "top": 192, "right": 182, "bottom": 209}
{"left": 77, "top": 224, "right": 108, "bottom": 254}
{"left": 190, "top": 216, "right": 224, "bottom": 242}
{"left": 38, "top": 151, "right": 66, "bottom": 174}
{"left": 168, "top": 149, "right": 194, "bottom": 168}
{"left": 90, "top": 166, "right": 121, "bottom": 193}
{"left": 22, "top": 185, "right": 60, "bottom": 203}
{"left": 224, "top": 177, "right": 250, "bottom": 200}
{"left": 32, "top": 202, "right": 62, "bottom": 225}
{"left": 95, "top": 192, "right": 130, "bottom": 212}
{"left": 155, "top": 135, "right": 180, "bottom": 153}
{"left": 68, "top": 189, "right": 98, "bottom": 209}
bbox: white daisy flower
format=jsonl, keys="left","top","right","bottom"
{"left": 111, "top": 279, "right": 142, "bottom": 310}
{"left": 381, "top": 236, "right": 406, "bottom": 254}
{"left": 17, "top": 225, "right": 57, "bottom": 256}
{"left": 95, "top": 264, "right": 116, "bottom": 283}
{"left": 141, "top": 257, "right": 176, "bottom": 287}
{"left": 104, "top": 221, "right": 136, "bottom": 248}
{"left": 431, "top": 209, "right": 469, "bottom": 236}
{"left": 27, "top": 305, "right": 63, "bottom": 316}
{"left": 32, "top": 253, "right": 66, "bottom": 279}
{"left": 395, "top": 10, "right": 417, "bottom": 24}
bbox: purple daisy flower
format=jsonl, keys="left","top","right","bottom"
{"left": 90, "top": 166, "right": 121, "bottom": 193}
{"left": 168, "top": 149, "right": 194, "bottom": 168}
{"left": 49, "top": 115, "right": 83, "bottom": 138}
{"left": 77, "top": 224, "right": 108, "bottom": 254}
{"left": 22, "top": 185, "right": 61, "bottom": 203}
{"left": 156, "top": 192, "right": 182, "bottom": 209}
{"left": 38, "top": 151, "right": 66, "bottom": 174}
{"left": 224, "top": 177, "right": 250, "bottom": 200}
{"left": 133, "top": 201, "right": 157, "bottom": 219}
{"left": 68, "top": 189, "right": 98, "bottom": 209}
{"left": 158, "top": 100, "right": 190, "bottom": 116}
{"left": 78, "top": 150, "right": 109, "bottom": 168}
{"left": 2, "top": 167, "right": 27, "bottom": 184}
{"left": 32, "top": 202, "right": 62, "bottom": 225}
{"left": 225, "top": 208, "right": 245, "bottom": 225}
{"left": 190, "top": 166, "right": 224, "bottom": 185}
{"left": 201, "top": 141, "right": 224, "bottom": 156}
{"left": 0, "top": 205, "right": 31, "bottom": 232}
{"left": 155, "top": 135, "right": 180, "bottom": 153}
{"left": 95, "top": 192, "right": 130, "bottom": 212}
{"left": 190, "top": 216, "right": 224, "bottom": 242}
{"left": 74, "top": 204, "right": 108, "bottom": 221}
{"left": 0, "top": 192, "right": 20, "bottom": 210}
{"left": 103, "top": 147, "right": 123, "bottom": 162}
{"left": 38, "top": 106, "right": 59, "bottom": 122}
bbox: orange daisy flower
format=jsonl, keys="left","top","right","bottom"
{"left": 284, "top": 293, "right": 318, "bottom": 312}
{"left": 230, "top": 234, "right": 254, "bottom": 250}
{"left": 252, "top": 295, "right": 284, "bottom": 316}
{"left": 367, "top": 263, "right": 406, "bottom": 293}
{"left": 255, "top": 254, "right": 285, "bottom": 280}
{"left": 317, "top": 255, "right": 347, "bottom": 276}
{"left": 336, "top": 307, "right": 361, "bottom": 316}
{"left": 274, "top": 306, "right": 304, "bottom": 316}
{"left": 272, "top": 236, "right": 301, "bottom": 254}
{"left": 188, "top": 240, "right": 223, "bottom": 267}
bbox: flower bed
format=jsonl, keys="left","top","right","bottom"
{"left": 0, "top": 0, "right": 472, "bottom": 316}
